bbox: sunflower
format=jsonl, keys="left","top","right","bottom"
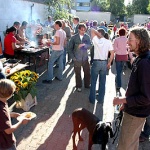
{"left": 10, "top": 70, "right": 38, "bottom": 101}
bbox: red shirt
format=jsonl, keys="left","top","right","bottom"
{"left": 4, "top": 32, "right": 16, "bottom": 56}
{"left": 0, "top": 101, "right": 16, "bottom": 149}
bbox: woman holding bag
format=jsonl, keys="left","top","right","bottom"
{"left": 113, "top": 27, "right": 128, "bottom": 91}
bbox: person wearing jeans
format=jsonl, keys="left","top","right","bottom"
{"left": 42, "top": 20, "right": 66, "bottom": 84}
{"left": 113, "top": 27, "right": 128, "bottom": 91}
{"left": 89, "top": 28, "right": 114, "bottom": 104}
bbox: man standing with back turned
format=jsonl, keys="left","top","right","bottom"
{"left": 113, "top": 27, "right": 150, "bottom": 150}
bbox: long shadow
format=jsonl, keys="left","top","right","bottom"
{"left": 35, "top": 67, "right": 97, "bottom": 150}
{"left": 13, "top": 63, "right": 75, "bottom": 147}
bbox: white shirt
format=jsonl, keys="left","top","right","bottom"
{"left": 92, "top": 36, "right": 113, "bottom": 60}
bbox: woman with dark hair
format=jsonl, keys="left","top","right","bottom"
{"left": 113, "top": 27, "right": 128, "bottom": 91}
{"left": 4, "top": 27, "right": 18, "bottom": 59}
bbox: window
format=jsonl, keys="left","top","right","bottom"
{"left": 76, "top": 2, "right": 90, "bottom": 7}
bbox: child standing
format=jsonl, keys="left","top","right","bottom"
{"left": 0, "top": 79, "right": 30, "bottom": 150}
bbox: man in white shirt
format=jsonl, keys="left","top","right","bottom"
{"left": 89, "top": 28, "right": 114, "bottom": 104}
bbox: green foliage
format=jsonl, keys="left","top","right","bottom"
{"left": 91, "top": 0, "right": 109, "bottom": 12}
{"left": 132, "top": 0, "right": 149, "bottom": 14}
{"left": 53, "top": 9, "right": 70, "bottom": 21}
{"left": 108, "top": 0, "right": 125, "bottom": 16}
{"left": 45, "top": 0, "right": 71, "bottom": 21}
{"left": 126, "top": 3, "right": 134, "bottom": 17}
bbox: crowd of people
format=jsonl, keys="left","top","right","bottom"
{"left": 0, "top": 15, "right": 150, "bottom": 150}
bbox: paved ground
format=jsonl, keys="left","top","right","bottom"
{"left": 10, "top": 61, "right": 150, "bottom": 150}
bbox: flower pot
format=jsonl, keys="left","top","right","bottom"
{"left": 16, "top": 93, "right": 37, "bottom": 111}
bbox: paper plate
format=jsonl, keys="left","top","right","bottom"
{"left": 17, "top": 112, "right": 36, "bottom": 121}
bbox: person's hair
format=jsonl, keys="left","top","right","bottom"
{"left": 0, "top": 79, "right": 16, "bottom": 99}
{"left": 48, "top": 16, "right": 52, "bottom": 19}
{"left": 130, "top": 27, "right": 150, "bottom": 54}
{"left": 13, "top": 21, "right": 20, "bottom": 26}
{"left": 93, "top": 20, "right": 98, "bottom": 26}
{"left": 22, "top": 21, "right": 28, "bottom": 26}
{"left": 97, "top": 28, "right": 105, "bottom": 36}
{"left": 104, "top": 32, "right": 109, "bottom": 39}
{"left": 78, "top": 23, "right": 87, "bottom": 30}
{"left": 118, "top": 27, "right": 126, "bottom": 36}
{"left": 55, "top": 20, "right": 62, "bottom": 27}
{"left": 73, "top": 17, "right": 80, "bottom": 22}
{"left": 6, "top": 26, "right": 17, "bottom": 34}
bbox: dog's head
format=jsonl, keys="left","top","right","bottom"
{"left": 92, "top": 121, "right": 114, "bottom": 144}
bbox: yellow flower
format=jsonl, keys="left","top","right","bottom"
{"left": 22, "top": 82, "right": 28, "bottom": 88}
{"left": 10, "top": 70, "right": 38, "bottom": 101}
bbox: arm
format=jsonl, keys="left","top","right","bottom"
{"left": 107, "top": 50, "right": 114, "bottom": 69}
{"left": 90, "top": 28, "right": 101, "bottom": 40}
{"left": 4, "top": 118, "right": 29, "bottom": 134}
{"left": 68, "top": 37, "right": 76, "bottom": 61}
{"left": 10, "top": 112, "right": 20, "bottom": 118}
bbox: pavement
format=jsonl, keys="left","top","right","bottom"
{"left": 10, "top": 61, "right": 150, "bottom": 150}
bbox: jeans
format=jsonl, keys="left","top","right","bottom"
{"left": 47, "top": 50, "right": 64, "bottom": 80}
{"left": 141, "top": 116, "right": 150, "bottom": 138}
{"left": 89, "top": 60, "right": 107, "bottom": 104}
{"left": 115, "top": 61, "right": 125, "bottom": 88}
{"left": 63, "top": 47, "right": 66, "bottom": 70}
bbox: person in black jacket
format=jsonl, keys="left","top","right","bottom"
{"left": 113, "top": 27, "right": 150, "bottom": 150}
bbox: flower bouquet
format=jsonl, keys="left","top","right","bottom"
{"left": 10, "top": 70, "right": 38, "bottom": 111}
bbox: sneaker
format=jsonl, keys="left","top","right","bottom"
{"left": 42, "top": 80, "right": 52, "bottom": 84}
{"left": 116, "top": 87, "right": 120, "bottom": 91}
{"left": 77, "top": 88, "right": 82, "bottom": 92}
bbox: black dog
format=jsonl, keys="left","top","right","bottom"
{"left": 72, "top": 108, "right": 114, "bottom": 150}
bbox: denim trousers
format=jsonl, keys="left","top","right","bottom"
{"left": 47, "top": 50, "right": 64, "bottom": 80}
{"left": 141, "top": 116, "right": 150, "bottom": 138}
{"left": 89, "top": 60, "right": 107, "bottom": 104}
{"left": 115, "top": 61, "right": 125, "bottom": 88}
{"left": 74, "top": 60, "right": 90, "bottom": 88}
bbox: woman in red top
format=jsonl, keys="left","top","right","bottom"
{"left": 4, "top": 27, "right": 17, "bottom": 59}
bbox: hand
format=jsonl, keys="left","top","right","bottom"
{"left": 107, "top": 63, "right": 111, "bottom": 69}
{"left": 21, "top": 118, "right": 30, "bottom": 125}
{"left": 120, "top": 104, "right": 124, "bottom": 111}
{"left": 78, "top": 43, "right": 85, "bottom": 48}
{"left": 113, "top": 97, "right": 126, "bottom": 106}
{"left": 10, "top": 112, "right": 21, "bottom": 118}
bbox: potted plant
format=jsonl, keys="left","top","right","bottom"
{"left": 10, "top": 70, "right": 38, "bottom": 111}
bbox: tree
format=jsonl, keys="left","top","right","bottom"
{"left": 132, "top": 0, "right": 149, "bottom": 14}
{"left": 91, "top": 0, "right": 109, "bottom": 12}
{"left": 45, "top": 0, "right": 72, "bottom": 20}
{"left": 126, "top": 3, "right": 134, "bottom": 17}
{"left": 107, "top": 0, "right": 125, "bottom": 16}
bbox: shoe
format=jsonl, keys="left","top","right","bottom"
{"left": 139, "top": 135, "right": 148, "bottom": 142}
{"left": 116, "top": 87, "right": 120, "bottom": 91}
{"left": 85, "top": 86, "right": 90, "bottom": 89}
{"left": 42, "top": 80, "right": 52, "bottom": 84}
{"left": 77, "top": 88, "right": 82, "bottom": 92}
{"left": 55, "top": 77, "right": 62, "bottom": 81}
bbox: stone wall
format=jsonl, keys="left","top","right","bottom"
{"left": 131, "top": 14, "right": 150, "bottom": 25}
